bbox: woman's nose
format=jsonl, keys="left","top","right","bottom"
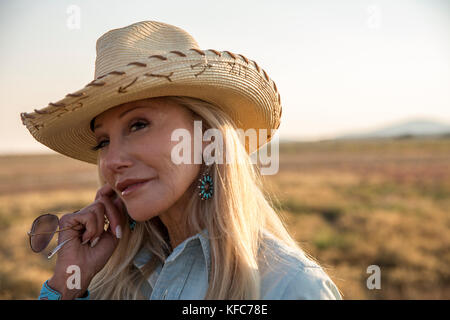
{"left": 103, "top": 141, "right": 133, "bottom": 172}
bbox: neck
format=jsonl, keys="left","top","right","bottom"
{"left": 160, "top": 212, "right": 188, "bottom": 250}
{"left": 158, "top": 188, "right": 195, "bottom": 250}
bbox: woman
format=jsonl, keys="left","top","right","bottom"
{"left": 21, "top": 21, "right": 342, "bottom": 300}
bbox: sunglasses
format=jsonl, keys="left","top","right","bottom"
{"left": 27, "top": 212, "right": 83, "bottom": 259}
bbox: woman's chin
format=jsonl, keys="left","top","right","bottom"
{"left": 125, "top": 202, "right": 161, "bottom": 222}
{"left": 123, "top": 190, "right": 172, "bottom": 222}
{"left": 126, "top": 209, "right": 157, "bottom": 222}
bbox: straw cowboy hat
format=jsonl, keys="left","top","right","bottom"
{"left": 20, "top": 20, "right": 282, "bottom": 164}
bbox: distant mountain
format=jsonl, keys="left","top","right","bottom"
{"left": 335, "top": 119, "right": 450, "bottom": 140}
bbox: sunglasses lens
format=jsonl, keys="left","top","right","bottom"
{"left": 30, "top": 214, "right": 59, "bottom": 252}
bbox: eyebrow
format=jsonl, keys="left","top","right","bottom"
{"left": 92, "top": 106, "right": 149, "bottom": 132}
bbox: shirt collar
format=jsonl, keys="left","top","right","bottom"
{"left": 133, "top": 228, "right": 211, "bottom": 276}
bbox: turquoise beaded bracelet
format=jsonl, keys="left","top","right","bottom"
{"left": 38, "top": 279, "right": 90, "bottom": 300}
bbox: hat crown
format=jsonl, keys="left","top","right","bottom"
{"left": 94, "top": 20, "right": 200, "bottom": 79}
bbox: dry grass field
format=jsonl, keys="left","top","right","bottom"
{"left": 0, "top": 137, "right": 449, "bottom": 299}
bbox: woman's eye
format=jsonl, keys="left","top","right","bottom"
{"left": 130, "top": 121, "right": 147, "bottom": 131}
{"left": 91, "top": 140, "right": 109, "bottom": 151}
{"left": 91, "top": 121, "right": 148, "bottom": 151}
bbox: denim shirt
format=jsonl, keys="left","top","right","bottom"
{"left": 133, "top": 229, "right": 342, "bottom": 300}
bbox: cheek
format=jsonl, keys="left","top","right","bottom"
{"left": 170, "top": 163, "right": 201, "bottom": 190}
{"left": 156, "top": 156, "right": 200, "bottom": 202}
{"left": 98, "top": 161, "right": 113, "bottom": 186}
{"left": 126, "top": 163, "right": 200, "bottom": 221}
{"left": 135, "top": 123, "right": 177, "bottom": 159}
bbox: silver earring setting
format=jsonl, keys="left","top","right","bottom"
{"left": 198, "top": 165, "right": 214, "bottom": 200}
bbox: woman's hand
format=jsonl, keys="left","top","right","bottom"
{"left": 47, "top": 183, "right": 126, "bottom": 299}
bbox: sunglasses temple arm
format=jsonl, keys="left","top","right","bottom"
{"left": 54, "top": 225, "right": 78, "bottom": 233}
{"left": 47, "top": 236, "right": 77, "bottom": 259}
{"left": 28, "top": 225, "right": 77, "bottom": 236}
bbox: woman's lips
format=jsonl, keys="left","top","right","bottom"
{"left": 121, "top": 179, "right": 151, "bottom": 196}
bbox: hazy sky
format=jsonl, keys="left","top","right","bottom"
{"left": 1, "top": 0, "right": 449, "bottom": 154}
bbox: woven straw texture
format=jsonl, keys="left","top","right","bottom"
{"left": 20, "top": 21, "right": 282, "bottom": 164}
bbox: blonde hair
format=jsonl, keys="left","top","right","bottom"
{"left": 89, "top": 96, "right": 315, "bottom": 299}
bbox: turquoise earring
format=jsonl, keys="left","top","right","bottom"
{"left": 127, "top": 213, "right": 136, "bottom": 231}
{"left": 198, "top": 165, "right": 214, "bottom": 200}
{"left": 129, "top": 218, "right": 136, "bottom": 231}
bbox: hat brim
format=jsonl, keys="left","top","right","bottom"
{"left": 20, "top": 49, "right": 281, "bottom": 164}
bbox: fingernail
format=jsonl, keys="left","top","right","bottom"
{"left": 115, "top": 225, "right": 122, "bottom": 239}
{"left": 81, "top": 239, "right": 89, "bottom": 245}
{"left": 90, "top": 237, "right": 100, "bottom": 248}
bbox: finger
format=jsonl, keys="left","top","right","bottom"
{"left": 95, "top": 183, "right": 116, "bottom": 201}
{"left": 113, "top": 196, "right": 126, "bottom": 214}
{"left": 58, "top": 214, "right": 83, "bottom": 244}
{"left": 71, "top": 205, "right": 101, "bottom": 244}
{"left": 103, "top": 224, "right": 120, "bottom": 247}
{"left": 105, "top": 223, "right": 115, "bottom": 238}
{"left": 90, "top": 208, "right": 106, "bottom": 247}
{"left": 97, "top": 194, "right": 124, "bottom": 239}
{"left": 91, "top": 225, "right": 120, "bottom": 254}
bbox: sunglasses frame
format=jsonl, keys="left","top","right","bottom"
{"left": 27, "top": 213, "right": 80, "bottom": 253}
